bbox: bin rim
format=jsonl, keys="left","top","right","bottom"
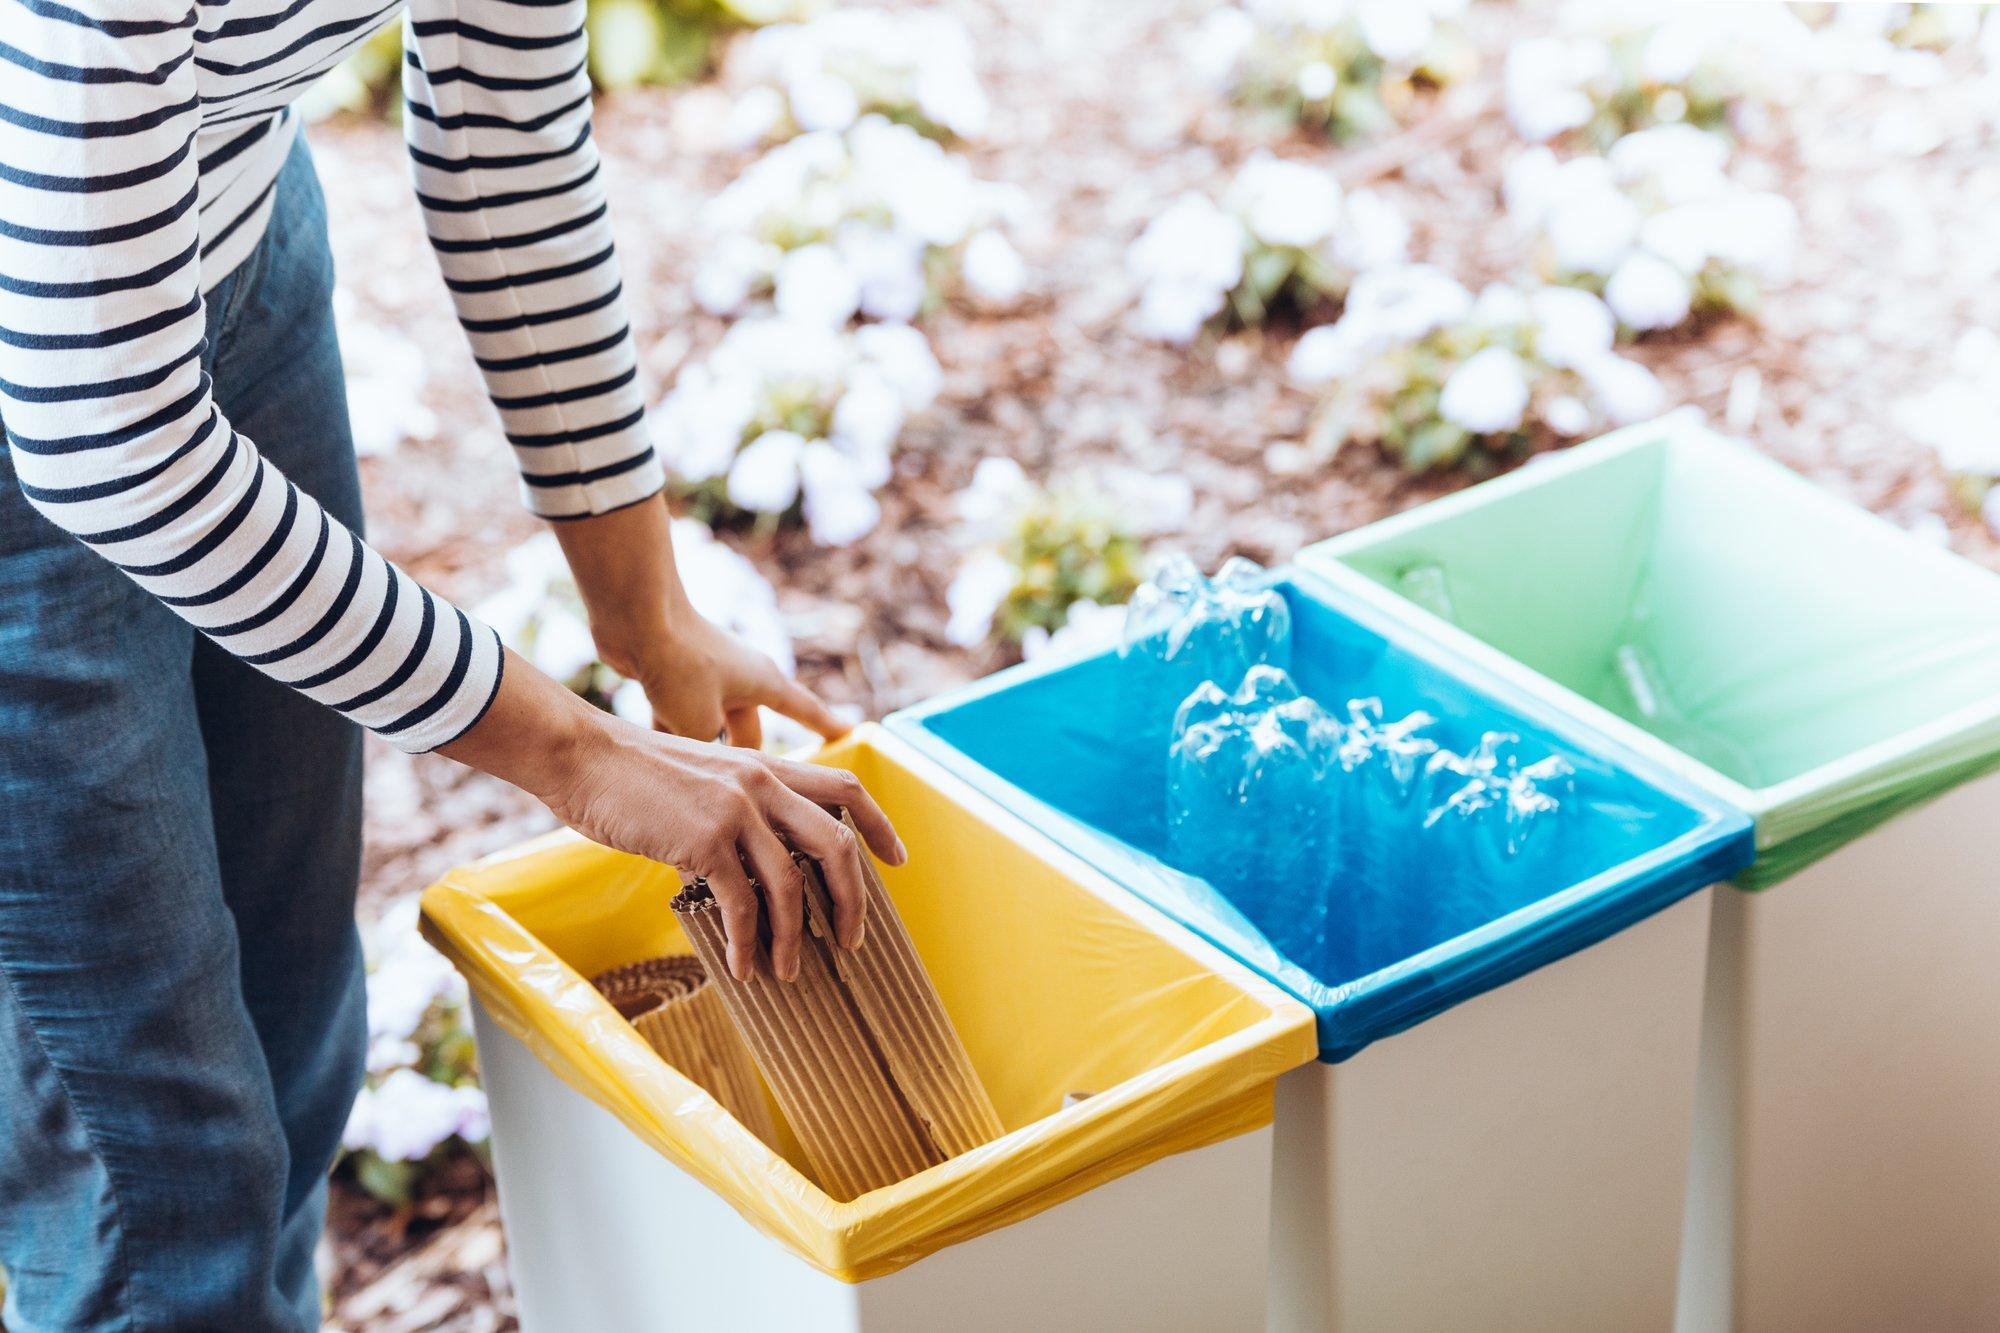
{"left": 1298, "top": 418, "right": 2000, "bottom": 855}
{"left": 887, "top": 570, "right": 1753, "bottom": 1060}
{"left": 421, "top": 725, "right": 1319, "bottom": 1280}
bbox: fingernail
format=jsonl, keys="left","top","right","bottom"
{"left": 779, "top": 952, "right": 799, "bottom": 983}
{"left": 891, "top": 837, "right": 908, "bottom": 865}
{"left": 846, "top": 920, "right": 866, "bottom": 950}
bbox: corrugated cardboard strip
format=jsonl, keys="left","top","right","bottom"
{"left": 590, "top": 956, "right": 780, "bottom": 1149}
{"left": 672, "top": 809, "right": 1005, "bottom": 1201}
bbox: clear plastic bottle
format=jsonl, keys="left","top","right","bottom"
{"left": 1421, "top": 732, "right": 1578, "bottom": 925}
{"left": 1124, "top": 556, "right": 1292, "bottom": 729}
{"left": 1331, "top": 698, "right": 1440, "bottom": 968}
{"left": 1167, "top": 665, "right": 1340, "bottom": 967}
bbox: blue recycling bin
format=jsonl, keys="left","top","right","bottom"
{"left": 889, "top": 566, "right": 1750, "bottom": 1331}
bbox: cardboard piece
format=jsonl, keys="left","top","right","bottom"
{"left": 671, "top": 810, "right": 1004, "bottom": 1200}
{"left": 590, "top": 956, "right": 780, "bottom": 1149}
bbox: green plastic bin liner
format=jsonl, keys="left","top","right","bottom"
{"left": 1301, "top": 420, "right": 2000, "bottom": 889}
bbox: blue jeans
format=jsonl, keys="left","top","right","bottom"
{"left": 0, "top": 137, "right": 366, "bottom": 1332}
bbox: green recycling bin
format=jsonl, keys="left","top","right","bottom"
{"left": 1302, "top": 420, "right": 2000, "bottom": 1333}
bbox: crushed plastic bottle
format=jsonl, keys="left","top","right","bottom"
{"left": 1330, "top": 698, "right": 1441, "bottom": 963}
{"left": 1167, "top": 665, "right": 1340, "bottom": 964}
{"left": 1124, "top": 555, "right": 1293, "bottom": 709}
{"left": 1422, "top": 732, "right": 1578, "bottom": 916}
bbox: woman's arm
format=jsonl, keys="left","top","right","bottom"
{"left": 552, "top": 493, "right": 848, "bottom": 746}
{"left": 0, "top": 3, "right": 498, "bottom": 753}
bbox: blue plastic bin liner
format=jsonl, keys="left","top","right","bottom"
{"left": 890, "top": 567, "right": 1753, "bottom": 1061}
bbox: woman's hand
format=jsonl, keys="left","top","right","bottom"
{"left": 440, "top": 650, "right": 905, "bottom": 982}
{"left": 553, "top": 494, "right": 846, "bottom": 746}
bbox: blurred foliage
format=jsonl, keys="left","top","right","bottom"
{"left": 318, "top": 0, "right": 820, "bottom": 115}
{"left": 990, "top": 482, "right": 1148, "bottom": 644}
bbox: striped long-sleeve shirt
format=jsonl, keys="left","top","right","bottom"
{"left": 0, "top": 0, "right": 663, "bottom": 752}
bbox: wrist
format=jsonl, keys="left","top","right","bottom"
{"left": 438, "top": 647, "right": 615, "bottom": 804}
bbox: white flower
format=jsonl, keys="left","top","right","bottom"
{"left": 945, "top": 550, "right": 1015, "bottom": 646}
{"left": 962, "top": 229, "right": 1028, "bottom": 305}
{"left": 1288, "top": 322, "right": 1371, "bottom": 385}
{"left": 798, "top": 441, "right": 881, "bottom": 545}
{"left": 1529, "top": 285, "right": 1615, "bottom": 369}
{"left": 726, "top": 85, "right": 789, "bottom": 149}
{"left": 1608, "top": 124, "right": 1730, "bottom": 203}
{"left": 1545, "top": 187, "right": 1642, "bottom": 276}
{"left": 1135, "top": 282, "right": 1227, "bottom": 344}
{"left": 1641, "top": 21, "right": 1705, "bottom": 85}
{"left": 1898, "top": 326, "right": 2000, "bottom": 475}
{"left": 915, "top": 62, "right": 990, "bottom": 139}
{"left": 1343, "top": 262, "right": 1474, "bottom": 342}
{"left": 366, "top": 1035, "right": 421, "bottom": 1075}
{"left": 1329, "top": 188, "right": 1409, "bottom": 271}
{"left": 1470, "top": 282, "right": 1531, "bottom": 329}
{"left": 836, "top": 225, "right": 928, "bottom": 323}
{"left": 831, "top": 372, "right": 905, "bottom": 459}
{"left": 1022, "top": 599, "right": 1128, "bottom": 663}
{"left": 1439, "top": 347, "right": 1531, "bottom": 435}
{"left": 1128, "top": 193, "right": 1246, "bottom": 293}
{"left": 1605, "top": 251, "right": 1694, "bottom": 331}
{"left": 855, "top": 322, "right": 943, "bottom": 409}
{"left": 1188, "top": 6, "right": 1257, "bottom": 87}
{"left": 1501, "top": 147, "right": 1563, "bottom": 230}
{"left": 344, "top": 1069, "right": 486, "bottom": 1162}
{"left": 1696, "top": 191, "right": 1799, "bottom": 280}
{"left": 1505, "top": 37, "right": 1605, "bottom": 142}
{"left": 727, "top": 429, "right": 808, "bottom": 513}
{"left": 1296, "top": 59, "right": 1338, "bottom": 101}
{"left": 1357, "top": 0, "right": 1433, "bottom": 64}
{"left": 1545, "top": 394, "right": 1592, "bottom": 436}
{"left": 1576, "top": 351, "right": 1668, "bottom": 424}
{"left": 1228, "top": 154, "right": 1343, "bottom": 249}
{"left": 955, "top": 456, "right": 1033, "bottom": 531}
{"left": 773, "top": 243, "right": 862, "bottom": 327}
{"left": 788, "top": 71, "right": 861, "bottom": 133}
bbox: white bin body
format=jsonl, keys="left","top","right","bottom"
{"left": 1674, "top": 768, "right": 2000, "bottom": 1333}
{"left": 1270, "top": 888, "right": 1713, "bottom": 1333}
{"left": 471, "top": 1008, "right": 1275, "bottom": 1332}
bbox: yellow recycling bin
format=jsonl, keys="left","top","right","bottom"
{"left": 421, "top": 725, "right": 1316, "bottom": 1331}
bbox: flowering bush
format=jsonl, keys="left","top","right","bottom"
{"left": 726, "top": 8, "right": 989, "bottom": 147}
{"left": 1503, "top": 125, "right": 1797, "bottom": 333}
{"left": 1189, "top": 0, "right": 1474, "bottom": 142}
{"left": 477, "top": 519, "right": 795, "bottom": 724}
{"left": 651, "top": 317, "right": 941, "bottom": 544}
{"left": 694, "top": 116, "right": 1028, "bottom": 325}
{"left": 943, "top": 459, "right": 1192, "bottom": 654}
{"left": 1502, "top": 14, "right": 1795, "bottom": 150}
{"left": 1288, "top": 265, "right": 1669, "bottom": 472}
{"left": 1899, "top": 326, "right": 2000, "bottom": 516}
{"left": 1127, "top": 154, "right": 1408, "bottom": 343}
{"left": 341, "top": 898, "right": 487, "bottom": 1207}
{"left": 585, "top": 0, "right": 824, "bottom": 92}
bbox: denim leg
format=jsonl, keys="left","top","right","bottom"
{"left": 0, "top": 482, "right": 300, "bottom": 1331}
{"left": 194, "top": 135, "right": 370, "bottom": 1331}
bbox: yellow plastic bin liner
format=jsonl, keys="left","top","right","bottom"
{"left": 420, "top": 725, "right": 1317, "bottom": 1282}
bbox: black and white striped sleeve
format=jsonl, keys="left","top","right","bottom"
{"left": 402, "top": 0, "right": 664, "bottom": 520}
{"left": 0, "top": 0, "right": 504, "bottom": 753}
